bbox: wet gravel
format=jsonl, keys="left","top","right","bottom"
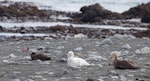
{"left": 0, "top": 35, "right": 150, "bottom": 81}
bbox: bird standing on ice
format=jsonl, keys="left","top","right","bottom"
{"left": 67, "top": 51, "right": 90, "bottom": 68}
{"left": 110, "top": 51, "right": 140, "bottom": 70}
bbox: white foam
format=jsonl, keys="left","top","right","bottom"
{"left": 0, "top": 22, "right": 147, "bottom": 30}
{"left": 0, "top": 33, "right": 48, "bottom": 37}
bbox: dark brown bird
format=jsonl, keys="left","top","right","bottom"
{"left": 30, "top": 52, "right": 51, "bottom": 61}
{"left": 110, "top": 51, "right": 140, "bottom": 70}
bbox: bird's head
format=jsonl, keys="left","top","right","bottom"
{"left": 110, "top": 51, "right": 120, "bottom": 61}
{"left": 67, "top": 51, "right": 75, "bottom": 58}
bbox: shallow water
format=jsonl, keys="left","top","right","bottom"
{"left": 3, "top": 0, "right": 150, "bottom": 13}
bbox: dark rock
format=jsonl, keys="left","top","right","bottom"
{"left": 122, "top": 2, "right": 150, "bottom": 18}
{"left": 19, "top": 27, "right": 27, "bottom": 34}
{"left": 59, "top": 55, "right": 68, "bottom": 63}
{"left": 0, "top": 25, "right": 4, "bottom": 31}
{"left": 86, "top": 78, "right": 96, "bottom": 81}
{"left": 79, "top": 3, "right": 123, "bottom": 22}
{"left": 141, "top": 13, "right": 150, "bottom": 23}
{"left": 44, "top": 47, "right": 50, "bottom": 53}
{"left": 80, "top": 3, "right": 104, "bottom": 13}
{"left": 30, "top": 52, "right": 51, "bottom": 61}
{"left": 133, "top": 26, "right": 150, "bottom": 38}
{"left": 80, "top": 10, "right": 98, "bottom": 22}
{"left": 37, "top": 47, "right": 44, "bottom": 51}
{"left": 54, "top": 68, "right": 69, "bottom": 77}
{"left": 0, "top": 2, "right": 49, "bottom": 21}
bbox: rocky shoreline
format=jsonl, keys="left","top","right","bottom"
{"left": 0, "top": 1, "right": 150, "bottom": 81}
{"left": 0, "top": 1, "right": 150, "bottom": 24}
{"left": 0, "top": 1, "right": 149, "bottom": 41}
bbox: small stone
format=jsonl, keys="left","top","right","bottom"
{"left": 74, "top": 47, "right": 83, "bottom": 51}
{"left": 140, "top": 69, "right": 146, "bottom": 72}
{"left": 41, "top": 78, "right": 47, "bottom": 81}
{"left": 121, "top": 51, "right": 129, "bottom": 55}
{"left": 135, "top": 50, "right": 141, "bottom": 54}
{"left": 57, "top": 46, "right": 64, "bottom": 50}
{"left": 112, "top": 34, "right": 124, "bottom": 40}
{"left": 120, "top": 75, "right": 127, "bottom": 81}
{"left": 97, "top": 78, "right": 104, "bottom": 81}
{"left": 111, "top": 76, "right": 119, "bottom": 79}
{"left": 135, "top": 78, "right": 139, "bottom": 80}
{"left": 86, "top": 55, "right": 107, "bottom": 61}
{"left": 24, "top": 79, "right": 34, "bottom": 81}
{"left": 128, "top": 74, "right": 134, "bottom": 77}
{"left": 37, "top": 46, "right": 45, "bottom": 50}
{"left": 3, "top": 60, "right": 9, "bottom": 63}
{"left": 109, "top": 70, "right": 117, "bottom": 75}
{"left": 97, "top": 64, "right": 103, "bottom": 67}
{"left": 29, "top": 75, "right": 43, "bottom": 79}
{"left": 38, "top": 60, "right": 50, "bottom": 65}
{"left": 9, "top": 54, "right": 17, "bottom": 58}
{"left": 100, "top": 38, "right": 113, "bottom": 45}
{"left": 59, "top": 55, "right": 67, "bottom": 62}
{"left": 126, "top": 35, "right": 136, "bottom": 39}
{"left": 48, "top": 72, "right": 54, "bottom": 76}
{"left": 141, "top": 46, "right": 150, "bottom": 54}
{"left": 128, "top": 80, "right": 133, "bottom": 81}
{"left": 135, "top": 46, "right": 150, "bottom": 54}
{"left": 13, "top": 71, "right": 21, "bottom": 74}
{"left": 35, "top": 71, "right": 48, "bottom": 75}
{"left": 86, "top": 78, "right": 96, "bottom": 81}
{"left": 11, "top": 79, "right": 20, "bottom": 81}
{"left": 121, "top": 44, "right": 131, "bottom": 49}
{"left": 54, "top": 68, "right": 69, "bottom": 77}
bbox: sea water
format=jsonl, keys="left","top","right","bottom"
{"left": 2, "top": 0, "right": 150, "bottom": 13}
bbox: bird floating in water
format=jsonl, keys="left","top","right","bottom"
{"left": 30, "top": 52, "right": 51, "bottom": 61}
{"left": 110, "top": 51, "right": 140, "bottom": 70}
{"left": 67, "top": 51, "right": 90, "bottom": 68}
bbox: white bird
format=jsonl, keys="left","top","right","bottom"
{"left": 67, "top": 51, "right": 90, "bottom": 68}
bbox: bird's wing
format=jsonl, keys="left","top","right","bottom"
{"left": 75, "top": 57, "right": 90, "bottom": 66}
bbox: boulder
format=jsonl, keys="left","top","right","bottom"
{"left": 122, "top": 2, "right": 150, "bottom": 19}
{"left": 141, "top": 13, "right": 150, "bottom": 23}
{"left": 80, "top": 3, "right": 123, "bottom": 22}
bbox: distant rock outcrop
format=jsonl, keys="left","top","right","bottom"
{"left": 141, "top": 13, "right": 150, "bottom": 23}
{"left": 0, "top": 2, "right": 47, "bottom": 17}
{"left": 80, "top": 3, "right": 123, "bottom": 22}
{"left": 122, "top": 2, "right": 150, "bottom": 23}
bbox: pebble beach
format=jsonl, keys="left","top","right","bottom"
{"left": 0, "top": 35, "right": 150, "bottom": 81}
